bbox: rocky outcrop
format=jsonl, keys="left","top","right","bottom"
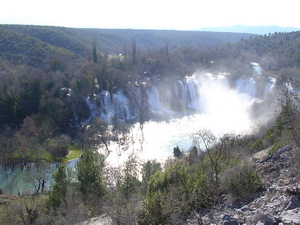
{"left": 76, "top": 215, "right": 112, "bottom": 225}
{"left": 191, "top": 145, "right": 300, "bottom": 225}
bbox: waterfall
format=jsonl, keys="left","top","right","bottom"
{"left": 86, "top": 63, "right": 278, "bottom": 123}
{"left": 235, "top": 77, "right": 257, "bottom": 98}
{"left": 87, "top": 75, "right": 264, "bottom": 123}
{"left": 113, "top": 90, "right": 132, "bottom": 121}
{"left": 174, "top": 77, "right": 201, "bottom": 110}
{"left": 251, "top": 62, "right": 262, "bottom": 75}
{"left": 87, "top": 90, "right": 133, "bottom": 122}
{"left": 147, "top": 86, "right": 161, "bottom": 111}
{"left": 184, "top": 77, "right": 200, "bottom": 109}
{"left": 264, "top": 77, "right": 276, "bottom": 95}
{"left": 176, "top": 80, "right": 186, "bottom": 102}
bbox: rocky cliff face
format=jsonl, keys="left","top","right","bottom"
{"left": 194, "top": 145, "right": 300, "bottom": 225}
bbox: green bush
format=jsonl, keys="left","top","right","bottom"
{"left": 222, "top": 161, "right": 261, "bottom": 202}
{"left": 137, "top": 160, "right": 210, "bottom": 224}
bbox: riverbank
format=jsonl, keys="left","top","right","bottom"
{"left": 0, "top": 149, "right": 82, "bottom": 196}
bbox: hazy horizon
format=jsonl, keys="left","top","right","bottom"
{"left": 2, "top": 0, "right": 299, "bottom": 31}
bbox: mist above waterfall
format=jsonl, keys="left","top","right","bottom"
{"left": 195, "top": 72, "right": 254, "bottom": 134}
{"left": 90, "top": 63, "right": 280, "bottom": 165}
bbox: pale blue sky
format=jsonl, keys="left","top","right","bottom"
{"left": 1, "top": 0, "right": 299, "bottom": 30}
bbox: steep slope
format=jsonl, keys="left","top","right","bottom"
{"left": 2, "top": 25, "right": 90, "bottom": 56}
{"left": 0, "top": 26, "right": 77, "bottom": 67}
{"left": 193, "top": 146, "right": 300, "bottom": 224}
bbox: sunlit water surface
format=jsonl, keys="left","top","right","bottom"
{"left": 105, "top": 87, "right": 255, "bottom": 166}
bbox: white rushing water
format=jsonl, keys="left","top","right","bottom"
{"left": 97, "top": 67, "right": 278, "bottom": 166}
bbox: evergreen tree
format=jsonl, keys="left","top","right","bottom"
{"left": 47, "top": 164, "right": 71, "bottom": 210}
{"left": 76, "top": 149, "right": 106, "bottom": 197}
{"left": 93, "top": 47, "right": 98, "bottom": 64}
{"left": 173, "top": 146, "right": 182, "bottom": 158}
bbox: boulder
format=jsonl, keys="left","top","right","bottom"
{"left": 261, "top": 214, "right": 276, "bottom": 225}
{"left": 285, "top": 195, "right": 300, "bottom": 210}
{"left": 219, "top": 214, "right": 239, "bottom": 225}
{"left": 280, "top": 208, "right": 300, "bottom": 224}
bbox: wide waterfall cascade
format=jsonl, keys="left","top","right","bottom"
{"left": 87, "top": 73, "right": 277, "bottom": 124}
{"left": 85, "top": 70, "right": 279, "bottom": 166}
{"left": 87, "top": 90, "right": 133, "bottom": 122}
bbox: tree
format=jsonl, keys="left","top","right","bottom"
{"left": 79, "top": 62, "right": 102, "bottom": 98}
{"left": 165, "top": 37, "right": 170, "bottom": 56}
{"left": 183, "top": 146, "right": 199, "bottom": 165}
{"left": 0, "top": 67, "right": 21, "bottom": 126}
{"left": 80, "top": 118, "right": 112, "bottom": 156}
{"left": 119, "top": 156, "right": 141, "bottom": 199}
{"left": 13, "top": 116, "right": 38, "bottom": 169}
{"left": 125, "top": 82, "right": 150, "bottom": 147}
{"left": 92, "top": 43, "right": 98, "bottom": 64}
{"left": 123, "top": 41, "right": 127, "bottom": 71}
{"left": 0, "top": 126, "right": 15, "bottom": 168}
{"left": 131, "top": 37, "right": 137, "bottom": 65}
{"left": 25, "top": 162, "right": 52, "bottom": 194}
{"left": 76, "top": 149, "right": 106, "bottom": 197}
{"left": 17, "top": 66, "right": 46, "bottom": 120}
{"left": 138, "top": 160, "right": 191, "bottom": 224}
{"left": 173, "top": 146, "right": 182, "bottom": 158}
{"left": 276, "top": 85, "right": 300, "bottom": 147}
{"left": 141, "top": 160, "right": 161, "bottom": 194}
{"left": 68, "top": 94, "right": 90, "bottom": 122}
{"left": 47, "top": 163, "right": 72, "bottom": 210}
{"left": 46, "top": 134, "right": 70, "bottom": 158}
{"left": 39, "top": 95, "right": 67, "bottom": 127}
{"left": 192, "top": 130, "right": 231, "bottom": 190}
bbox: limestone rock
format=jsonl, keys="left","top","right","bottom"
{"left": 285, "top": 195, "right": 300, "bottom": 210}
{"left": 219, "top": 214, "right": 239, "bottom": 225}
{"left": 279, "top": 208, "right": 300, "bottom": 224}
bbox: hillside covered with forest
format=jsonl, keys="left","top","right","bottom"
{"left": 1, "top": 25, "right": 300, "bottom": 224}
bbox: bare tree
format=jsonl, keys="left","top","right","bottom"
{"left": 81, "top": 118, "right": 112, "bottom": 157}
{"left": 0, "top": 126, "right": 15, "bottom": 168}
{"left": 192, "top": 130, "right": 232, "bottom": 189}
{"left": 24, "top": 162, "right": 52, "bottom": 194}
{"left": 125, "top": 82, "right": 150, "bottom": 149}
{"left": 0, "top": 67, "right": 22, "bottom": 125}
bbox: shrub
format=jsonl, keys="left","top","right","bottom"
{"left": 137, "top": 160, "right": 210, "bottom": 224}
{"left": 222, "top": 161, "right": 261, "bottom": 202}
{"left": 137, "top": 160, "right": 190, "bottom": 224}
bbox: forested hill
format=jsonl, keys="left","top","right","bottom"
{"left": 220, "top": 31, "right": 300, "bottom": 70}
{"left": 0, "top": 26, "right": 77, "bottom": 67}
{"left": 0, "top": 24, "right": 253, "bottom": 67}
{"left": 244, "top": 31, "right": 300, "bottom": 68}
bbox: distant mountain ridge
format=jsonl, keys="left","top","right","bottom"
{"left": 196, "top": 25, "right": 300, "bottom": 35}
{"left": 0, "top": 24, "right": 253, "bottom": 67}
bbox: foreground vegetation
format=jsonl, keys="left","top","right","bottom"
{"left": 1, "top": 101, "right": 300, "bottom": 224}
{"left": 2, "top": 87, "right": 300, "bottom": 224}
{"left": 1, "top": 25, "right": 300, "bottom": 224}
